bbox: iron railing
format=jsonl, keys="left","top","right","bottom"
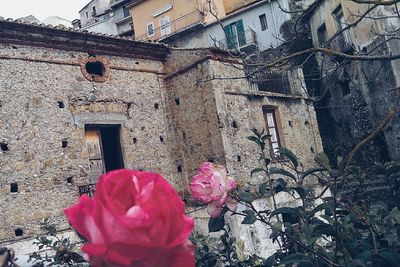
{"left": 135, "top": 10, "right": 203, "bottom": 41}
{"left": 248, "top": 70, "right": 291, "bottom": 94}
{"left": 78, "top": 184, "right": 96, "bottom": 198}
{"left": 215, "top": 28, "right": 257, "bottom": 51}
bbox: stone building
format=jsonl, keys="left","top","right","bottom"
{"left": 0, "top": 18, "right": 322, "bottom": 257}
{"left": 306, "top": 0, "right": 400, "bottom": 163}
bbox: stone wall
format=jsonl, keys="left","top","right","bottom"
{"left": 0, "top": 42, "right": 178, "bottom": 243}
{"left": 0, "top": 20, "right": 323, "bottom": 255}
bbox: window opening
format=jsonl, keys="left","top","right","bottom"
{"left": 15, "top": 228, "right": 23, "bottom": 237}
{"left": 159, "top": 16, "right": 171, "bottom": 36}
{"left": 340, "top": 72, "right": 351, "bottom": 96}
{"left": 57, "top": 101, "right": 65, "bottom": 108}
{"left": 62, "top": 139, "right": 68, "bottom": 148}
{"left": 147, "top": 22, "right": 155, "bottom": 36}
{"left": 263, "top": 107, "right": 282, "bottom": 159}
{"left": 317, "top": 23, "right": 328, "bottom": 46}
{"left": 224, "top": 19, "right": 246, "bottom": 49}
{"left": 85, "top": 125, "right": 124, "bottom": 183}
{"left": 67, "top": 176, "right": 73, "bottom": 184}
{"left": 123, "top": 6, "right": 131, "bottom": 17}
{"left": 10, "top": 183, "right": 18, "bottom": 193}
{"left": 177, "top": 165, "right": 182, "bottom": 173}
{"left": 85, "top": 61, "right": 105, "bottom": 77}
{"left": 1, "top": 142, "right": 9, "bottom": 151}
{"left": 259, "top": 14, "right": 268, "bottom": 31}
{"left": 332, "top": 5, "right": 351, "bottom": 44}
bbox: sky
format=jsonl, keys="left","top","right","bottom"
{"left": 1, "top": 0, "right": 90, "bottom": 21}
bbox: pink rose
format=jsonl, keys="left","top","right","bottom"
{"left": 189, "top": 162, "right": 237, "bottom": 217}
{"left": 65, "top": 170, "right": 195, "bottom": 267}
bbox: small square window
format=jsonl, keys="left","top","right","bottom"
{"left": 259, "top": 14, "right": 268, "bottom": 31}
{"left": 147, "top": 22, "right": 154, "bottom": 37}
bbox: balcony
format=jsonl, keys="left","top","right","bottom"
{"left": 215, "top": 29, "right": 257, "bottom": 53}
{"left": 248, "top": 70, "right": 291, "bottom": 94}
{"left": 135, "top": 10, "right": 204, "bottom": 41}
{"left": 113, "top": 6, "right": 132, "bottom": 24}
{"left": 78, "top": 183, "right": 96, "bottom": 198}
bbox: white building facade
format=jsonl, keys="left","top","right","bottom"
{"left": 162, "top": 0, "right": 290, "bottom": 52}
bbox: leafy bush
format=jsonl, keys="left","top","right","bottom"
{"left": 194, "top": 129, "right": 400, "bottom": 267}
{"left": 27, "top": 219, "right": 87, "bottom": 266}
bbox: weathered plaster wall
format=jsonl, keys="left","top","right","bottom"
{"left": 209, "top": 60, "right": 323, "bottom": 184}
{"left": 312, "top": 37, "right": 400, "bottom": 163}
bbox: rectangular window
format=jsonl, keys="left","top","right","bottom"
{"left": 259, "top": 14, "right": 268, "bottom": 31}
{"left": 224, "top": 19, "right": 246, "bottom": 49}
{"left": 317, "top": 23, "right": 328, "bottom": 46}
{"left": 123, "top": 6, "right": 131, "bottom": 18}
{"left": 147, "top": 22, "right": 154, "bottom": 36}
{"left": 159, "top": 16, "right": 171, "bottom": 36}
{"left": 263, "top": 107, "right": 283, "bottom": 159}
{"left": 332, "top": 4, "right": 351, "bottom": 43}
{"left": 84, "top": 125, "right": 124, "bottom": 184}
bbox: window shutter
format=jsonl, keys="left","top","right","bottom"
{"left": 224, "top": 25, "right": 234, "bottom": 49}
{"left": 236, "top": 19, "right": 246, "bottom": 46}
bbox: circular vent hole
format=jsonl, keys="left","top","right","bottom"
{"left": 85, "top": 61, "right": 105, "bottom": 77}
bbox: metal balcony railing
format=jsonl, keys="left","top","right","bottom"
{"left": 215, "top": 28, "right": 257, "bottom": 51}
{"left": 248, "top": 70, "right": 291, "bottom": 94}
{"left": 78, "top": 184, "right": 96, "bottom": 197}
{"left": 135, "top": 10, "right": 204, "bottom": 41}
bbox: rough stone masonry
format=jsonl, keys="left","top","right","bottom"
{"left": 0, "top": 19, "right": 323, "bottom": 255}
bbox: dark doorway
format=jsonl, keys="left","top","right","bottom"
{"left": 84, "top": 125, "right": 124, "bottom": 180}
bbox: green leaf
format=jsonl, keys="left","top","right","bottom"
{"left": 242, "top": 210, "right": 257, "bottom": 224}
{"left": 278, "top": 148, "right": 299, "bottom": 168}
{"left": 379, "top": 251, "right": 400, "bottom": 267}
{"left": 279, "top": 253, "right": 313, "bottom": 264}
{"left": 264, "top": 255, "right": 276, "bottom": 267}
{"left": 312, "top": 223, "right": 335, "bottom": 237}
{"left": 259, "top": 182, "right": 271, "bottom": 196}
{"left": 314, "top": 152, "right": 332, "bottom": 171}
{"left": 270, "top": 207, "right": 298, "bottom": 218}
{"left": 309, "top": 203, "right": 330, "bottom": 217}
{"left": 289, "top": 187, "right": 307, "bottom": 199}
{"left": 274, "top": 178, "right": 287, "bottom": 193}
{"left": 301, "top": 167, "right": 326, "bottom": 179}
{"left": 251, "top": 168, "right": 268, "bottom": 177}
{"left": 247, "top": 136, "right": 261, "bottom": 145}
{"left": 239, "top": 192, "right": 255, "bottom": 203}
{"left": 208, "top": 214, "right": 225, "bottom": 232}
{"left": 269, "top": 167, "right": 297, "bottom": 181}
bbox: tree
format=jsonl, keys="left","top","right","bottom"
{"left": 206, "top": 0, "right": 400, "bottom": 165}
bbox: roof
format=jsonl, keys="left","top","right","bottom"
{"left": 79, "top": 0, "right": 96, "bottom": 13}
{"left": 0, "top": 17, "right": 170, "bottom": 61}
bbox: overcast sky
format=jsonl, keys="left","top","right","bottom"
{"left": 1, "top": 0, "right": 90, "bottom": 21}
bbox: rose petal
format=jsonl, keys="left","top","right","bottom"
{"left": 207, "top": 201, "right": 223, "bottom": 218}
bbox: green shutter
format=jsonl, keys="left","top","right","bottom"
{"left": 236, "top": 19, "right": 246, "bottom": 47}
{"left": 224, "top": 25, "right": 234, "bottom": 49}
